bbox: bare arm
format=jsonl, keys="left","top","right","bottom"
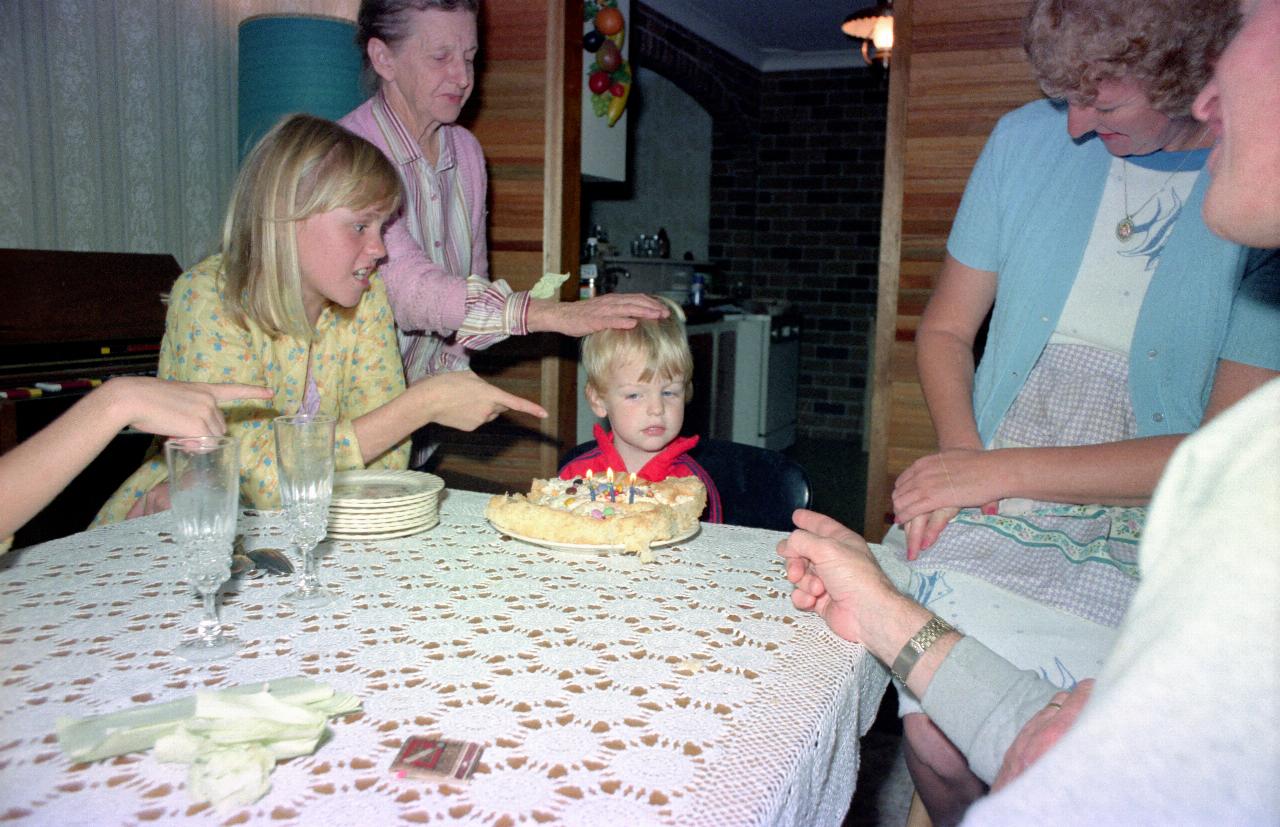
{"left": 351, "top": 369, "right": 548, "bottom": 464}
{"left": 894, "top": 358, "right": 1278, "bottom": 523}
{"left": 900, "top": 253, "right": 1279, "bottom": 541}
{"left": 900, "top": 256, "right": 997, "bottom": 554}
{"left": 915, "top": 254, "right": 997, "bottom": 452}
{"left": 1008, "top": 357, "right": 1277, "bottom": 500}
{"left": 0, "top": 378, "right": 273, "bottom": 541}
{"left": 1202, "top": 358, "right": 1279, "bottom": 422}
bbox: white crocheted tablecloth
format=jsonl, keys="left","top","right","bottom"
{"left": 0, "top": 490, "right": 887, "bottom": 825}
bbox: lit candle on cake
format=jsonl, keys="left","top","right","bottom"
{"left": 628, "top": 472, "right": 637, "bottom": 504}
{"left": 607, "top": 468, "right": 616, "bottom": 502}
{"left": 586, "top": 469, "right": 596, "bottom": 501}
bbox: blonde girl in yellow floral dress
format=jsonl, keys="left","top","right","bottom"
{"left": 97, "top": 115, "right": 546, "bottom": 523}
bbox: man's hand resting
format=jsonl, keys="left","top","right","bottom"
{"left": 992, "top": 679, "right": 1096, "bottom": 791}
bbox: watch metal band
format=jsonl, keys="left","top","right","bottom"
{"left": 890, "top": 615, "right": 956, "bottom": 685}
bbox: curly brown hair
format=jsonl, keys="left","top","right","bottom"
{"left": 1023, "top": 0, "right": 1240, "bottom": 117}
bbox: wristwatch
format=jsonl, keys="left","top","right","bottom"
{"left": 890, "top": 615, "right": 957, "bottom": 684}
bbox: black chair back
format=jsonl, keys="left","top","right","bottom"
{"left": 560, "top": 437, "right": 811, "bottom": 532}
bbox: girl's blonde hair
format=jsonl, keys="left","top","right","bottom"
{"left": 583, "top": 295, "right": 693, "bottom": 399}
{"left": 220, "top": 114, "right": 402, "bottom": 339}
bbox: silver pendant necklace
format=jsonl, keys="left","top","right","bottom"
{"left": 1116, "top": 126, "right": 1210, "bottom": 243}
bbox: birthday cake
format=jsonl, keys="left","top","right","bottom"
{"left": 486, "top": 472, "right": 705, "bottom": 559}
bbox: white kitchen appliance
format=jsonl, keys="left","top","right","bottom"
{"left": 730, "top": 312, "right": 800, "bottom": 450}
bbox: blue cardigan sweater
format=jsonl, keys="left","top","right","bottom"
{"left": 949, "top": 100, "right": 1279, "bottom": 444}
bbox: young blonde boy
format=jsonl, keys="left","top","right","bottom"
{"left": 560, "top": 297, "right": 723, "bottom": 522}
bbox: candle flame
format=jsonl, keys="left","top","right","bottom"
{"left": 606, "top": 467, "right": 614, "bottom": 483}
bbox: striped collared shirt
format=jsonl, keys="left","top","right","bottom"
{"left": 369, "top": 90, "right": 530, "bottom": 385}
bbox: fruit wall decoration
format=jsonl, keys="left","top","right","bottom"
{"left": 584, "top": 0, "right": 630, "bottom": 127}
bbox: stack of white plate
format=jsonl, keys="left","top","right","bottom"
{"left": 327, "top": 470, "right": 445, "bottom": 540}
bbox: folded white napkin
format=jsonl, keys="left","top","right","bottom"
{"left": 57, "top": 677, "right": 359, "bottom": 812}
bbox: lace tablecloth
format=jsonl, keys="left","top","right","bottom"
{"left": 0, "top": 490, "right": 888, "bottom": 826}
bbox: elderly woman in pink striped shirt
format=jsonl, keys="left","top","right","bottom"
{"left": 341, "top": 0, "right": 665, "bottom": 467}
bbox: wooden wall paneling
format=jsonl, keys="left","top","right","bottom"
{"left": 428, "top": 0, "right": 582, "bottom": 494}
{"left": 541, "top": 0, "right": 581, "bottom": 488}
{"left": 489, "top": 177, "right": 551, "bottom": 254}
{"left": 864, "top": 0, "right": 1039, "bottom": 540}
{"left": 913, "top": 1, "right": 1031, "bottom": 24}
{"left": 863, "top": 0, "right": 913, "bottom": 540}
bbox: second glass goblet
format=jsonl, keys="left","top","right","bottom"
{"left": 165, "top": 435, "right": 241, "bottom": 661}
{"left": 274, "top": 413, "right": 337, "bottom": 607}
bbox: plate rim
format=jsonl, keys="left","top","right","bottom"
{"left": 329, "top": 514, "right": 436, "bottom": 530}
{"left": 329, "top": 499, "right": 437, "bottom": 513}
{"left": 331, "top": 469, "right": 444, "bottom": 506}
{"left": 487, "top": 519, "right": 700, "bottom": 553}
{"left": 329, "top": 501, "right": 436, "bottom": 518}
{"left": 327, "top": 518, "right": 439, "bottom": 540}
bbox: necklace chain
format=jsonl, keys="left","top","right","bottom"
{"left": 1116, "top": 125, "right": 1211, "bottom": 242}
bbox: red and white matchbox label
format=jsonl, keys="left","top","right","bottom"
{"left": 390, "top": 735, "right": 484, "bottom": 781}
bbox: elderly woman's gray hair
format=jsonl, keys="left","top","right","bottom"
{"left": 1023, "top": 0, "right": 1239, "bottom": 117}
{"left": 357, "top": 0, "right": 480, "bottom": 63}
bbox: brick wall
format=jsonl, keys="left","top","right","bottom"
{"left": 754, "top": 69, "right": 888, "bottom": 442}
{"left": 631, "top": 4, "right": 888, "bottom": 443}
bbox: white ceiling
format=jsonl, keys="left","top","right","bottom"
{"left": 641, "top": 0, "right": 873, "bottom": 72}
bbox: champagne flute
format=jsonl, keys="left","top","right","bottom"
{"left": 275, "top": 414, "right": 337, "bottom": 607}
{"left": 165, "top": 435, "right": 241, "bottom": 661}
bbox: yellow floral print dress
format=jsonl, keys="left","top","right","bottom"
{"left": 95, "top": 256, "right": 409, "bottom": 523}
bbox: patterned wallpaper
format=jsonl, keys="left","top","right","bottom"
{"left": 0, "top": 0, "right": 358, "bottom": 268}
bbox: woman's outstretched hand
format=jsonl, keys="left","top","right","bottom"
{"left": 527, "top": 293, "right": 669, "bottom": 337}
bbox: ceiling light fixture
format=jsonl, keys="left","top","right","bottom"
{"left": 841, "top": 1, "right": 894, "bottom": 66}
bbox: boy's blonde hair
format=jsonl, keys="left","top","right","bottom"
{"left": 220, "top": 114, "right": 403, "bottom": 339}
{"left": 583, "top": 296, "right": 693, "bottom": 399}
